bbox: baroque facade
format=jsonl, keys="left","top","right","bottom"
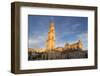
{"left": 64, "top": 40, "right": 83, "bottom": 51}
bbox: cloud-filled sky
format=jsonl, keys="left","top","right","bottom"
{"left": 28, "top": 15, "right": 88, "bottom": 50}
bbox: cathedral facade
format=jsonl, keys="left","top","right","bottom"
{"left": 64, "top": 40, "right": 83, "bottom": 51}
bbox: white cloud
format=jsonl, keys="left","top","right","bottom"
{"left": 56, "top": 41, "right": 65, "bottom": 47}
{"left": 63, "top": 31, "right": 75, "bottom": 36}
{"left": 77, "top": 32, "right": 88, "bottom": 41}
{"left": 29, "top": 39, "right": 40, "bottom": 45}
{"left": 28, "top": 32, "right": 47, "bottom": 48}
{"left": 72, "top": 23, "right": 80, "bottom": 30}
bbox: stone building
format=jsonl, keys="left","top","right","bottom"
{"left": 55, "top": 47, "right": 64, "bottom": 52}
{"left": 46, "top": 21, "right": 55, "bottom": 51}
{"left": 64, "top": 40, "right": 83, "bottom": 51}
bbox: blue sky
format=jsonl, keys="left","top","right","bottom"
{"left": 28, "top": 15, "right": 88, "bottom": 50}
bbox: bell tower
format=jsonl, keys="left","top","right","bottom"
{"left": 46, "top": 21, "right": 55, "bottom": 51}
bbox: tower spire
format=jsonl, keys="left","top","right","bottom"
{"left": 46, "top": 21, "right": 55, "bottom": 51}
